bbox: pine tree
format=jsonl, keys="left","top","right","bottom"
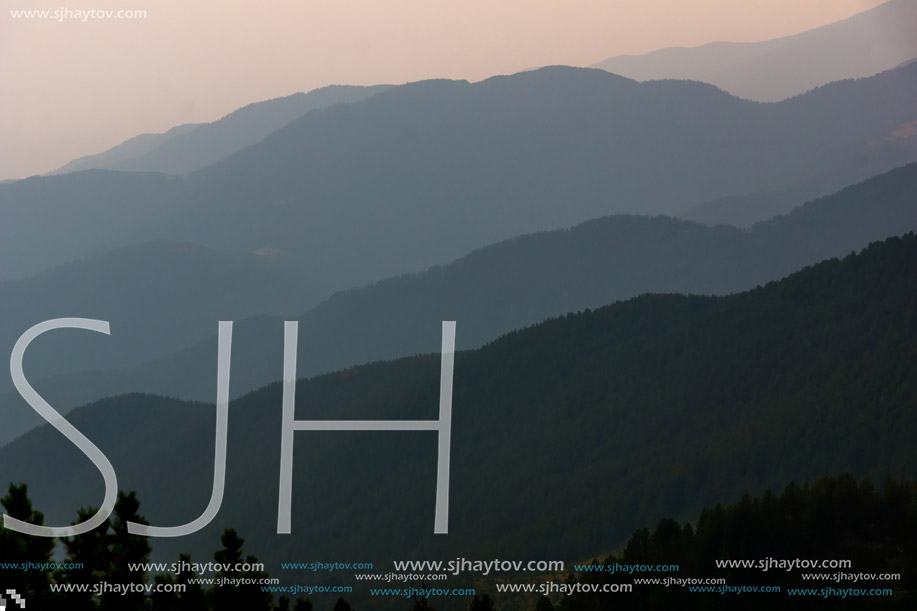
{"left": 175, "top": 553, "right": 209, "bottom": 611}
{"left": 411, "top": 595, "right": 436, "bottom": 610}
{"left": 0, "top": 483, "right": 57, "bottom": 609}
{"left": 211, "top": 529, "right": 272, "bottom": 611}
{"left": 468, "top": 593, "right": 496, "bottom": 610}
{"left": 293, "top": 597, "right": 314, "bottom": 611}
{"left": 60, "top": 505, "right": 111, "bottom": 611}
{"left": 333, "top": 597, "right": 355, "bottom": 611}
{"left": 533, "top": 596, "right": 555, "bottom": 611}
{"left": 100, "top": 491, "right": 152, "bottom": 611}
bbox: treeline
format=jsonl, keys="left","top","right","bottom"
{"left": 549, "top": 475, "right": 916, "bottom": 610}
{"left": 0, "top": 483, "right": 304, "bottom": 610}
{"left": 3, "top": 475, "right": 915, "bottom": 610}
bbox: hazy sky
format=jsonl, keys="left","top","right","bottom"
{"left": 0, "top": 0, "right": 888, "bottom": 180}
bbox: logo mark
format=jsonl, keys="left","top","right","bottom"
{"left": 0, "top": 588, "right": 26, "bottom": 609}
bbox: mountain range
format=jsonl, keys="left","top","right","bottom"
{"left": 49, "top": 85, "right": 391, "bottom": 176}
{"left": 2, "top": 6, "right": 914, "bottom": 609}
{"left": 3, "top": 63, "right": 916, "bottom": 287}
{"left": 2, "top": 162, "right": 914, "bottom": 448}
{"left": 676, "top": 188, "right": 810, "bottom": 227}
{"left": 1, "top": 231, "right": 913, "bottom": 572}
{"left": 592, "top": 0, "right": 917, "bottom": 102}
{"left": 0, "top": 241, "right": 321, "bottom": 382}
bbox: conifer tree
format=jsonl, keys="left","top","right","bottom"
{"left": 0, "top": 483, "right": 57, "bottom": 609}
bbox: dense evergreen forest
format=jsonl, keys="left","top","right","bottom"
{"left": 552, "top": 475, "right": 916, "bottom": 610}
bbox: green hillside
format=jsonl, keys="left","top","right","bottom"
{"left": 0, "top": 233, "right": 914, "bottom": 572}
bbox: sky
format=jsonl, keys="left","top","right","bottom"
{"left": 0, "top": 0, "right": 889, "bottom": 180}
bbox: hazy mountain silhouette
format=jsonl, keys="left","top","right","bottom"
{"left": 3, "top": 163, "right": 913, "bottom": 447}
{"left": 677, "top": 189, "right": 810, "bottom": 227}
{"left": 0, "top": 241, "right": 322, "bottom": 412}
{"left": 0, "top": 171, "right": 181, "bottom": 281}
{"left": 50, "top": 85, "right": 391, "bottom": 176}
{"left": 48, "top": 124, "right": 201, "bottom": 175}
{"left": 592, "top": 0, "right": 917, "bottom": 102}
{"left": 3, "top": 64, "right": 916, "bottom": 286}
{"left": 1, "top": 232, "right": 913, "bottom": 568}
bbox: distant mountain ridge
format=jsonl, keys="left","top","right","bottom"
{"left": 50, "top": 85, "right": 391, "bottom": 175}
{"left": 49, "top": 123, "right": 201, "bottom": 175}
{"left": 593, "top": 0, "right": 917, "bottom": 102}
{"left": 3, "top": 63, "right": 916, "bottom": 285}
{"left": 0, "top": 241, "right": 325, "bottom": 445}
{"left": 2, "top": 162, "right": 914, "bottom": 448}
{"left": 677, "top": 189, "right": 808, "bottom": 227}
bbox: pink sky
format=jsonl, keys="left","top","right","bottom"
{"left": 0, "top": 0, "right": 888, "bottom": 180}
